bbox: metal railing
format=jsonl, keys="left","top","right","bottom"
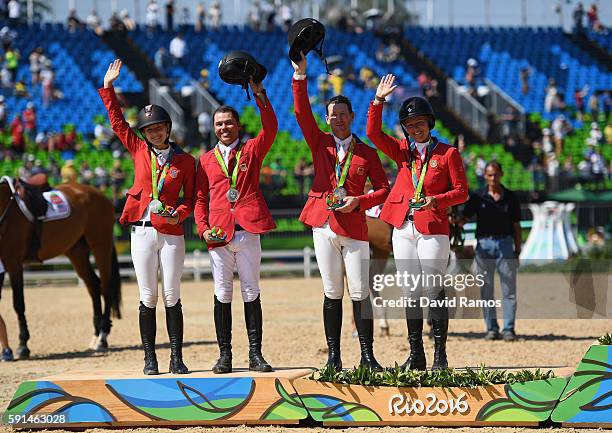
{"left": 446, "top": 78, "right": 489, "bottom": 138}
{"left": 484, "top": 78, "right": 526, "bottom": 137}
{"left": 20, "top": 248, "right": 317, "bottom": 284}
{"left": 190, "top": 80, "right": 220, "bottom": 115}
{"left": 148, "top": 79, "right": 186, "bottom": 141}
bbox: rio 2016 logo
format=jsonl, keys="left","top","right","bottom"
{"left": 389, "top": 392, "right": 469, "bottom": 415}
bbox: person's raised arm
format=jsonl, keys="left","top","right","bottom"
{"left": 366, "top": 74, "right": 403, "bottom": 163}
{"left": 291, "top": 52, "right": 325, "bottom": 150}
{"left": 249, "top": 78, "right": 278, "bottom": 157}
{"left": 98, "top": 59, "right": 142, "bottom": 154}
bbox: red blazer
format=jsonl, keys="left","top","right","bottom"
{"left": 194, "top": 94, "right": 278, "bottom": 249}
{"left": 293, "top": 78, "right": 390, "bottom": 241}
{"left": 366, "top": 101, "right": 468, "bottom": 236}
{"left": 99, "top": 86, "right": 195, "bottom": 236}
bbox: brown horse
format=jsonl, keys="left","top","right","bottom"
{"left": 0, "top": 178, "right": 121, "bottom": 358}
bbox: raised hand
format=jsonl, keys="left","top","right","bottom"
{"left": 375, "top": 74, "right": 398, "bottom": 101}
{"left": 291, "top": 51, "right": 307, "bottom": 76}
{"left": 104, "top": 59, "right": 122, "bottom": 89}
{"left": 249, "top": 77, "right": 265, "bottom": 96}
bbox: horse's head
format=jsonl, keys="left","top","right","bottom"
{"left": 0, "top": 176, "right": 16, "bottom": 230}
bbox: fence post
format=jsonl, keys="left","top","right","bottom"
{"left": 303, "top": 247, "right": 312, "bottom": 278}
{"left": 194, "top": 249, "right": 201, "bottom": 282}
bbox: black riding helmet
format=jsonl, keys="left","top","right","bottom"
{"left": 136, "top": 104, "right": 172, "bottom": 131}
{"left": 288, "top": 18, "right": 329, "bottom": 73}
{"left": 398, "top": 96, "right": 436, "bottom": 129}
{"left": 136, "top": 104, "right": 172, "bottom": 147}
{"left": 218, "top": 50, "right": 267, "bottom": 100}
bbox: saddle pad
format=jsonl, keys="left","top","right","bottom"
{"left": 42, "top": 190, "right": 71, "bottom": 221}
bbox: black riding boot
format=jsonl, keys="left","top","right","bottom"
{"left": 401, "top": 315, "right": 427, "bottom": 371}
{"left": 431, "top": 319, "right": 449, "bottom": 370}
{"left": 431, "top": 291, "right": 449, "bottom": 370}
{"left": 323, "top": 296, "right": 342, "bottom": 371}
{"left": 166, "top": 300, "right": 189, "bottom": 374}
{"left": 244, "top": 295, "right": 272, "bottom": 372}
{"left": 212, "top": 296, "right": 232, "bottom": 374}
{"left": 27, "top": 220, "right": 43, "bottom": 262}
{"left": 353, "top": 297, "right": 383, "bottom": 371}
{"left": 139, "top": 302, "right": 159, "bottom": 375}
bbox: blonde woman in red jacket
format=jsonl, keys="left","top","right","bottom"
{"left": 99, "top": 60, "right": 195, "bottom": 375}
{"left": 367, "top": 74, "right": 468, "bottom": 371}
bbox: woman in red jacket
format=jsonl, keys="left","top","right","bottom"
{"left": 367, "top": 74, "right": 468, "bottom": 371}
{"left": 99, "top": 60, "right": 195, "bottom": 375}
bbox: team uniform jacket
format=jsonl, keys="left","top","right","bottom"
{"left": 366, "top": 101, "right": 468, "bottom": 236}
{"left": 99, "top": 86, "right": 195, "bottom": 236}
{"left": 292, "top": 78, "right": 390, "bottom": 242}
{"left": 194, "top": 94, "right": 278, "bottom": 249}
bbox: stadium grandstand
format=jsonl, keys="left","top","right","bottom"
{"left": 0, "top": 0, "right": 610, "bottom": 245}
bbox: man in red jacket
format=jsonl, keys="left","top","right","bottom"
{"left": 194, "top": 78, "right": 277, "bottom": 374}
{"left": 367, "top": 74, "right": 468, "bottom": 371}
{"left": 292, "top": 53, "right": 390, "bottom": 371}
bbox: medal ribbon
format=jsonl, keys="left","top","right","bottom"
{"left": 410, "top": 139, "right": 437, "bottom": 199}
{"left": 335, "top": 137, "right": 355, "bottom": 189}
{"left": 214, "top": 144, "right": 243, "bottom": 190}
{"left": 150, "top": 149, "right": 174, "bottom": 201}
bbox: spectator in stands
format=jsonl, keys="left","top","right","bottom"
{"left": 573, "top": 2, "right": 585, "bottom": 36}
{"left": 465, "top": 58, "right": 480, "bottom": 97}
{"left": 501, "top": 106, "right": 518, "bottom": 143}
{"left": 198, "top": 68, "right": 210, "bottom": 89}
{"left": 10, "top": 114, "right": 24, "bottom": 154}
{"left": 94, "top": 165, "right": 109, "bottom": 189}
{"left": 545, "top": 152, "right": 560, "bottom": 192}
{"left": 359, "top": 66, "right": 378, "bottom": 89}
{"left": 375, "top": 41, "right": 400, "bottom": 63}
{"left": 329, "top": 68, "right": 344, "bottom": 96}
{"left": 461, "top": 161, "right": 521, "bottom": 342}
{"left": 603, "top": 90, "right": 611, "bottom": 119}
{"left": 23, "top": 102, "right": 36, "bottom": 142}
{"left": 209, "top": 1, "right": 221, "bottom": 29}
{"left": 590, "top": 149, "right": 606, "bottom": 183}
{"left": 169, "top": 32, "right": 186, "bottom": 64}
{"left": 110, "top": 159, "right": 126, "bottom": 204}
{"left": 166, "top": 0, "right": 175, "bottom": 31}
{"left": 179, "top": 7, "right": 190, "bottom": 32}
{"left": 60, "top": 160, "right": 78, "bottom": 183}
{"left": 294, "top": 157, "right": 314, "bottom": 199}
{"left": 560, "top": 155, "right": 576, "bottom": 189}
{"left": 154, "top": 46, "right": 170, "bottom": 74}
{"left": 605, "top": 122, "right": 612, "bottom": 145}
{"left": 195, "top": 2, "right": 205, "bottom": 32}
{"left": 519, "top": 67, "right": 530, "bottom": 95}
{"left": 590, "top": 122, "right": 603, "bottom": 145}
{"left": 28, "top": 47, "right": 44, "bottom": 85}
{"left": 542, "top": 128, "right": 553, "bottom": 154}
{"left": 14, "top": 80, "right": 29, "bottom": 98}
{"left": 280, "top": 3, "right": 292, "bottom": 32}
{"left": 120, "top": 9, "right": 136, "bottom": 31}
{"left": 0, "top": 95, "right": 6, "bottom": 131}
{"left": 0, "top": 26, "right": 15, "bottom": 52}
{"left": 197, "top": 110, "right": 212, "bottom": 149}
{"left": 40, "top": 59, "right": 55, "bottom": 107}
{"left": 551, "top": 114, "right": 571, "bottom": 156}
{"left": 86, "top": 10, "right": 103, "bottom": 35}
{"left": 5, "top": 46, "right": 19, "bottom": 85}
{"left": 574, "top": 86, "right": 588, "bottom": 121}
{"left": 109, "top": 12, "right": 127, "bottom": 35}
{"left": 475, "top": 154, "right": 486, "bottom": 188}
{"left": 7, "top": 0, "right": 19, "bottom": 27}
{"left": 80, "top": 161, "right": 94, "bottom": 184}
{"left": 248, "top": 1, "right": 262, "bottom": 31}
{"left": 67, "top": 9, "right": 82, "bottom": 32}
{"left": 577, "top": 154, "right": 592, "bottom": 183}
{"left": 587, "top": 4, "right": 598, "bottom": 30}
{"left": 18, "top": 154, "right": 34, "bottom": 178}
{"left": 544, "top": 78, "right": 559, "bottom": 113}
{"left": 588, "top": 90, "right": 600, "bottom": 121}
{"left": 146, "top": 0, "right": 160, "bottom": 33}
{"left": 94, "top": 119, "right": 113, "bottom": 150}
{"left": 0, "top": 66, "right": 10, "bottom": 88}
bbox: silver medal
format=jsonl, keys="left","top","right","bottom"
{"left": 149, "top": 199, "right": 163, "bottom": 214}
{"left": 226, "top": 188, "right": 239, "bottom": 203}
{"left": 333, "top": 187, "right": 347, "bottom": 200}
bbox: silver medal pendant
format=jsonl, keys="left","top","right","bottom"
{"left": 333, "top": 187, "right": 347, "bottom": 200}
{"left": 149, "top": 199, "right": 163, "bottom": 214}
{"left": 226, "top": 188, "right": 240, "bottom": 203}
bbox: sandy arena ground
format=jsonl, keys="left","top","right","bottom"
{"left": 0, "top": 275, "right": 610, "bottom": 433}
